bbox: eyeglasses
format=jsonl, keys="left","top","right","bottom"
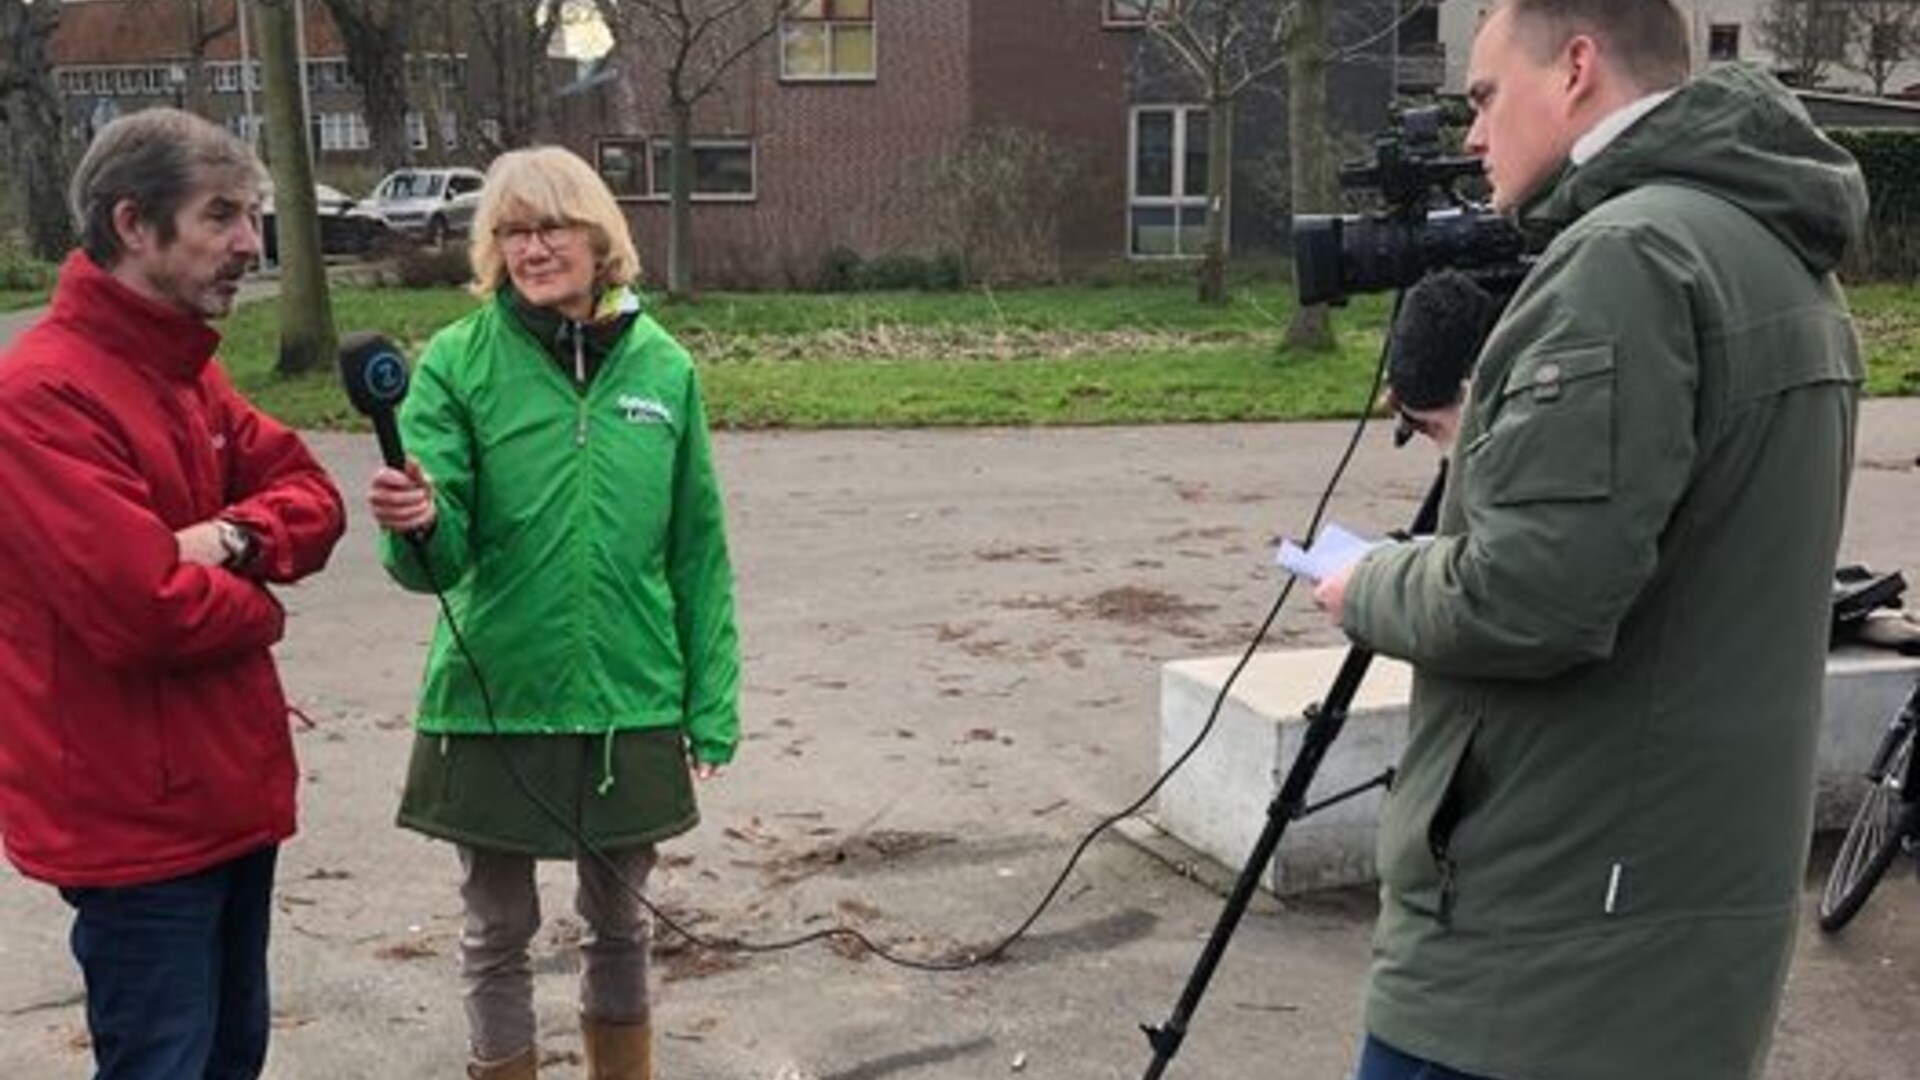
{"left": 493, "top": 219, "right": 581, "bottom": 252}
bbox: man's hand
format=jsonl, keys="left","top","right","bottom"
{"left": 367, "top": 459, "right": 437, "bottom": 534}
{"left": 175, "top": 521, "right": 227, "bottom": 567}
{"left": 692, "top": 760, "right": 721, "bottom": 781}
{"left": 1314, "top": 561, "right": 1356, "bottom": 624}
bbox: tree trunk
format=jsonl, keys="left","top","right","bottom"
{"left": 0, "top": 0, "right": 75, "bottom": 260}
{"left": 320, "top": 2, "right": 418, "bottom": 174}
{"left": 255, "top": 0, "right": 336, "bottom": 375}
{"left": 1197, "top": 94, "right": 1233, "bottom": 305}
{"left": 1284, "top": 0, "right": 1336, "bottom": 351}
{"left": 667, "top": 98, "right": 696, "bottom": 299}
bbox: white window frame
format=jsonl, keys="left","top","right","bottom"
{"left": 779, "top": 0, "right": 877, "bottom": 83}
{"left": 595, "top": 138, "right": 651, "bottom": 201}
{"left": 642, "top": 138, "right": 758, "bottom": 203}
{"left": 314, "top": 111, "right": 370, "bottom": 152}
{"left": 1127, "top": 104, "right": 1219, "bottom": 260}
{"left": 1104, "top": 0, "right": 1177, "bottom": 28}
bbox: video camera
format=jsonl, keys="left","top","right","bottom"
{"left": 1292, "top": 106, "right": 1528, "bottom": 307}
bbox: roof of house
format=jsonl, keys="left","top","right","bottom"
{"left": 50, "top": 0, "right": 346, "bottom": 67}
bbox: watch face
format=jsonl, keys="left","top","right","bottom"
{"left": 219, "top": 521, "right": 253, "bottom": 565}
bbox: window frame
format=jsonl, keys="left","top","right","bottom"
{"left": 1127, "top": 104, "right": 1220, "bottom": 260}
{"left": 1104, "top": 0, "right": 1178, "bottom": 29}
{"left": 779, "top": 0, "right": 877, "bottom": 83}
{"left": 1707, "top": 23, "right": 1741, "bottom": 63}
{"left": 596, "top": 137, "right": 759, "bottom": 204}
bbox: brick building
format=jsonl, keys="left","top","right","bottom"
{"left": 46, "top": 0, "right": 544, "bottom": 182}
{"left": 598, "top": 0, "right": 1406, "bottom": 287}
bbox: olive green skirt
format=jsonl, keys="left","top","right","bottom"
{"left": 397, "top": 728, "right": 699, "bottom": 858}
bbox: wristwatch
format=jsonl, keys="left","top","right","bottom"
{"left": 215, "top": 519, "right": 258, "bottom": 570}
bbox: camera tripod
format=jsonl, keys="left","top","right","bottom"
{"left": 1140, "top": 464, "right": 1447, "bottom": 1080}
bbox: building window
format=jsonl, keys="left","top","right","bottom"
{"left": 596, "top": 139, "right": 649, "bottom": 200}
{"left": 648, "top": 139, "right": 756, "bottom": 201}
{"left": 314, "top": 112, "right": 370, "bottom": 152}
{"left": 1707, "top": 24, "right": 1740, "bottom": 62}
{"left": 592, "top": 138, "right": 758, "bottom": 203}
{"left": 407, "top": 112, "right": 429, "bottom": 151}
{"left": 226, "top": 113, "right": 264, "bottom": 146}
{"left": 1813, "top": 8, "right": 1850, "bottom": 60}
{"left": 1130, "top": 105, "right": 1213, "bottom": 258}
{"left": 1105, "top": 1, "right": 1175, "bottom": 26}
{"left": 781, "top": 0, "right": 875, "bottom": 81}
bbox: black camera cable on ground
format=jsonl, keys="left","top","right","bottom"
{"left": 340, "top": 319, "right": 1400, "bottom": 973}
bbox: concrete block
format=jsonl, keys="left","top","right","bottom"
{"left": 1154, "top": 645, "right": 1920, "bottom": 896}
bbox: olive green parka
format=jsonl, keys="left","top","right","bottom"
{"left": 1344, "top": 66, "right": 1866, "bottom": 1080}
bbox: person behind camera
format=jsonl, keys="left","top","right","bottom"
{"left": 0, "top": 108, "right": 347, "bottom": 1078}
{"left": 364, "top": 146, "right": 740, "bottom": 1080}
{"left": 1314, "top": 2, "right": 1867, "bottom": 1078}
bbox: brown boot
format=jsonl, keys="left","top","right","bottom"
{"left": 467, "top": 1046, "right": 538, "bottom": 1079}
{"left": 582, "top": 1015, "right": 652, "bottom": 1080}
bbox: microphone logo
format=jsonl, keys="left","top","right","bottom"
{"left": 364, "top": 350, "right": 408, "bottom": 405}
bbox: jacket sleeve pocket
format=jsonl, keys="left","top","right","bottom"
{"left": 1473, "top": 344, "right": 1616, "bottom": 507}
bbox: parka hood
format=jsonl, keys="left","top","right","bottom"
{"left": 1522, "top": 64, "right": 1867, "bottom": 274}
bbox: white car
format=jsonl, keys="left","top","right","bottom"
{"left": 365, "top": 167, "right": 486, "bottom": 246}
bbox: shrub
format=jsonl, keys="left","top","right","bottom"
{"left": 816, "top": 245, "right": 863, "bottom": 292}
{"left": 0, "top": 241, "right": 56, "bottom": 292}
{"left": 1831, "top": 128, "right": 1920, "bottom": 281}
{"left": 388, "top": 244, "right": 472, "bottom": 289}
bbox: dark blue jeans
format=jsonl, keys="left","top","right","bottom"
{"left": 1355, "top": 1034, "right": 1497, "bottom": 1080}
{"left": 59, "top": 846, "right": 279, "bottom": 1080}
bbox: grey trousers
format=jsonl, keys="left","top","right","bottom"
{"left": 456, "top": 844, "right": 657, "bottom": 1062}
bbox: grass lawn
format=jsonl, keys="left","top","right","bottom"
{"left": 216, "top": 279, "right": 1919, "bottom": 430}
{"left": 0, "top": 289, "right": 49, "bottom": 312}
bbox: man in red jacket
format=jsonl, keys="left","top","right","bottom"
{"left": 0, "top": 108, "right": 345, "bottom": 1079}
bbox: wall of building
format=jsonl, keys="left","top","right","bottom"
{"left": 617, "top": 0, "right": 972, "bottom": 289}
{"left": 968, "top": 0, "right": 1133, "bottom": 271}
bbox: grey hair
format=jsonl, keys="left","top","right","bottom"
{"left": 70, "top": 107, "right": 265, "bottom": 265}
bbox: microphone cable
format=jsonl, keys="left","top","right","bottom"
{"left": 397, "top": 308, "right": 1399, "bottom": 972}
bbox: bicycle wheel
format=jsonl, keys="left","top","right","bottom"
{"left": 1818, "top": 720, "right": 1915, "bottom": 932}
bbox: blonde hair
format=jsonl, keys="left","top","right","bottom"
{"left": 467, "top": 146, "right": 641, "bottom": 298}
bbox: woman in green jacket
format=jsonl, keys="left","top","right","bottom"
{"left": 366, "top": 146, "right": 740, "bottom": 1080}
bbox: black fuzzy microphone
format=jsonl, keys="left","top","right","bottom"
{"left": 1387, "top": 269, "right": 1502, "bottom": 445}
{"left": 336, "top": 332, "right": 412, "bottom": 468}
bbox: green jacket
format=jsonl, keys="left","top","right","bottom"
{"left": 379, "top": 293, "right": 740, "bottom": 765}
{"left": 1345, "top": 66, "right": 1865, "bottom": 1080}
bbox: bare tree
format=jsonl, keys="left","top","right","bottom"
{"left": 471, "top": 0, "right": 570, "bottom": 152}
{"left": 1759, "top": 0, "right": 1859, "bottom": 87}
{"left": 1283, "top": 0, "right": 1337, "bottom": 348}
{"left": 1139, "top": 0, "right": 1295, "bottom": 306}
{"left": 0, "top": 0, "right": 75, "bottom": 260}
{"left": 316, "top": 1, "right": 419, "bottom": 172}
{"left": 592, "top": 0, "right": 803, "bottom": 299}
{"left": 1847, "top": 0, "right": 1920, "bottom": 96}
{"left": 254, "top": 0, "right": 337, "bottom": 375}
{"left": 1139, "top": 0, "right": 1405, "bottom": 336}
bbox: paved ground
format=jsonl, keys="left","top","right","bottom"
{"left": 1, "top": 296, "right": 1917, "bottom": 1077}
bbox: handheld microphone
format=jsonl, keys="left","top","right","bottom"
{"left": 1387, "top": 269, "right": 1502, "bottom": 447}
{"left": 337, "top": 332, "right": 412, "bottom": 468}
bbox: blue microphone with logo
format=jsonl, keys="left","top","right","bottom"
{"left": 336, "top": 332, "right": 412, "bottom": 469}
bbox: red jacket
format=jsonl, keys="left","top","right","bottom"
{"left": 0, "top": 253, "right": 345, "bottom": 888}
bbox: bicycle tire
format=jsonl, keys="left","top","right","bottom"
{"left": 1818, "top": 720, "right": 1915, "bottom": 932}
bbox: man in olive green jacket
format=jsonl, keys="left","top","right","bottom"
{"left": 1314, "top": 3, "right": 1867, "bottom": 1078}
